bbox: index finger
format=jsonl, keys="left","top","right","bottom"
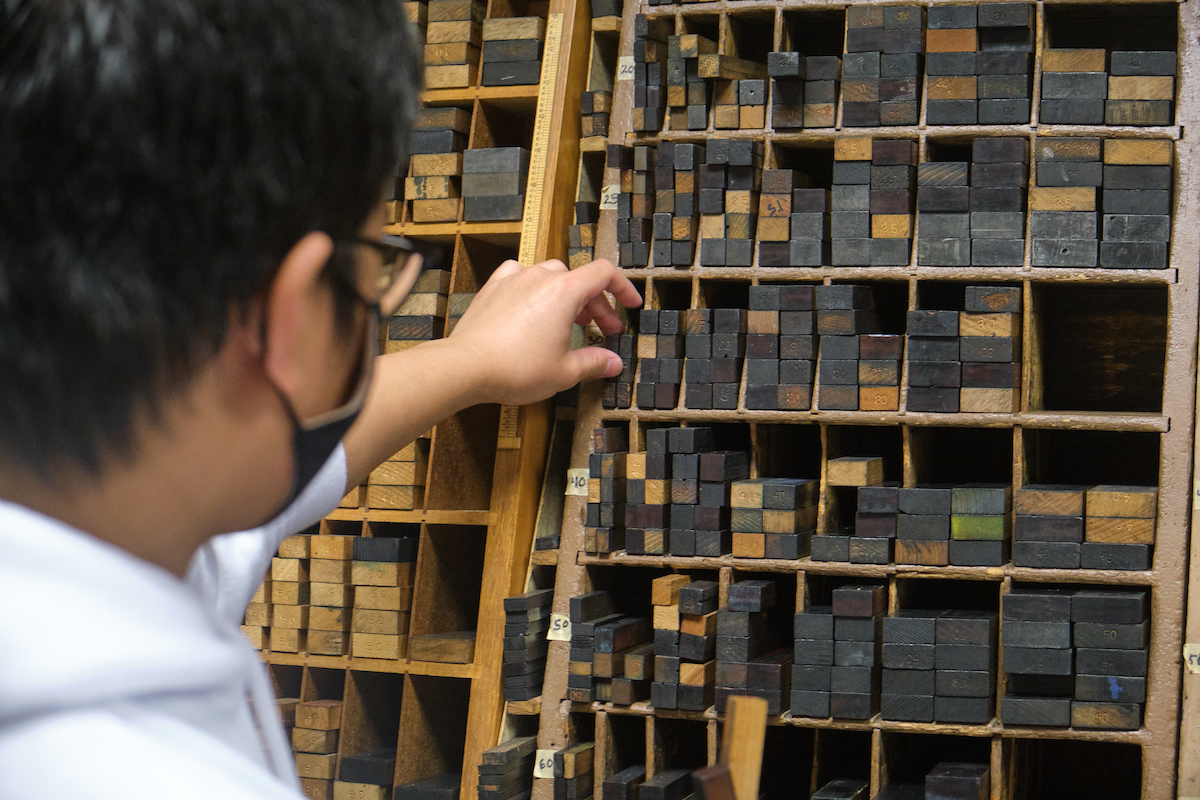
{"left": 568, "top": 258, "right": 643, "bottom": 311}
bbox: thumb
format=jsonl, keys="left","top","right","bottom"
{"left": 565, "top": 346, "right": 623, "bottom": 383}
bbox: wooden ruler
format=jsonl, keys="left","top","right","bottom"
{"left": 517, "top": 11, "right": 565, "bottom": 267}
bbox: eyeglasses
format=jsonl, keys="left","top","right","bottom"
{"left": 345, "top": 234, "right": 432, "bottom": 316}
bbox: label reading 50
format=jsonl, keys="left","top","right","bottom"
{"left": 547, "top": 612, "right": 572, "bottom": 641}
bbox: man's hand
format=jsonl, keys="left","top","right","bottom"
{"left": 448, "top": 257, "right": 643, "bottom": 406}
{"left": 342, "top": 257, "right": 641, "bottom": 489}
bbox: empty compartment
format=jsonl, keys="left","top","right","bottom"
{"left": 652, "top": 717, "right": 710, "bottom": 770}
{"left": 1044, "top": 4, "right": 1177, "bottom": 51}
{"left": 1023, "top": 429, "right": 1160, "bottom": 487}
{"left": 811, "top": 729, "right": 872, "bottom": 792}
{"left": 601, "top": 713, "right": 648, "bottom": 779}
{"left": 724, "top": 10, "right": 775, "bottom": 65}
{"left": 825, "top": 425, "right": 905, "bottom": 534}
{"left": 781, "top": 9, "right": 847, "bottom": 56}
{"left": 880, "top": 732, "right": 992, "bottom": 786}
{"left": 270, "top": 664, "right": 304, "bottom": 699}
{"left": 760, "top": 726, "right": 816, "bottom": 799}
{"left": 909, "top": 427, "right": 1015, "bottom": 485}
{"left": 304, "top": 666, "right": 348, "bottom": 703}
{"left": 409, "top": 524, "right": 487, "bottom": 644}
{"left": 394, "top": 674, "right": 472, "bottom": 786}
{"left": 1030, "top": 284, "right": 1166, "bottom": 413}
{"left": 895, "top": 578, "right": 1001, "bottom": 612}
{"left": 340, "top": 671, "right": 405, "bottom": 785}
{"left": 1009, "top": 738, "right": 1141, "bottom": 800}
{"left": 754, "top": 424, "right": 823, "bottom": 485}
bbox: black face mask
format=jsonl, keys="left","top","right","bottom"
{"left": 267, "top": 303, "right": 379, "bottom": 519}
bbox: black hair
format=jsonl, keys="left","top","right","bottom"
{"left": 0, "top": 0, "right": 421, "bottom": 478}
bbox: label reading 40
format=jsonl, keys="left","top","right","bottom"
{"left": 547, "top": 612, "right": 572, "bottom": 641}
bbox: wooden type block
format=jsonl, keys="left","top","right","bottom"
{"left": 1080, "top": 543, "right": 1152, "bottom": 570}
{"left": 1076, "top": 648, "right": 1148, "bottom": 677}
{"left": 1076, "top": 674, "right": 1145, "bottom": 703}
{"left": 1004, "top": 589, "right": 1073, "bottom": 623}
{"left": 1015, "top": 514, "right": 1083, "bottom": 543}
{"left": 1071, "top": 701, "right": 1142, "bottom": 730}
{"left": 948, "top": 539, "right": 1009, "bottom": 566}
{"left": 894, "top": 540, "right": 949, "bottom": 565}
{"left": 950, "top": 514, "right": 1010, "bottom": 540}
{"left": 1012, "top": 540, "right": 1080, "bottom": 569}
{"left": 795, "top": 637, "right": 835, "bottom": 667}
{"left": 296, "top": 699, "right": 343, "bottom": 731}
{"left": 1086, "top": 485, "right": 1157, "bottom": 519}
{"left": 1106, "top": 100, "right": 1173, "bottom": 126}
{"left": 1000, "top": 696, "right": 1071, "bottom": 727}
{"left": 1072, "top": 590, "right": 1147, "bottom": 624}
{"left": 1085, "top": 516, "right": 1155, "bottom": 544}
{"left": 881, "top": 693, "right": 934, "bottom": 723}
{"left": 830, "top": 691, "right": 878, "bottom": 720}
{"left": 1039, "top": 98, "right": 1105, "bottom": 125}
{"left": 959, "top": 388, "right": 1018, "bottom": 413}
{"left": 927, "top": 99, "right": 977, "bottom": 125}
{"left": 827, "top": 457, "right": 885, "bottom": 487}
{"left": 810, "top": 534, "right": 851, "bottom": 562}
{"left": 831, "top": 585, "right": 886, "bottom": 618}
{"left": 791, "top": 690, "right": 831, "bottom": 718}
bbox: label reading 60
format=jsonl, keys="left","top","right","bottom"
{"left": 534, "top": 749, "right": 557, "bottom": 779}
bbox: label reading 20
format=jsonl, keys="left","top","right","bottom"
{"left": 547, "top": 612, "right": 572, "bottom": 641}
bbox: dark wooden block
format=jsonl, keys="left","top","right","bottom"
{"left": 1002, "top": 620, "right": 1070, "bottom": 649}
{"left": 830, "top": 691, "right": 878, "bottom": 720}
{"left": 792, "top": 663, "right": 832, "bottom": 691}
{"left": 1004, "top": 590, "right": 1072, "bottom": 622}
{"left": 883, "top": 667, "right": 935, "bottom": 695}
{"left": 716, "top": 610, "right": 767, "bottom": 638}
{"left": 1071, "top": 701, "right": 1141, "bottom": 730}
{"left": 961, "top": 362, "right": 1020, "bottom": 389}
{"left": 835, "top": 614, "right": 882, "bottom": 642}
{"left": 1075, "top": 648, "right": 1148, "bottom": 677}
{"left": 1075, "top": 674, "right": 1146, "bottom": 703}
{"left": 907, "top": 310, "right": 959, "bottom": 337}
{"left": 794, "top": 638, "right": 836, "bottom": 666}
{"left": 1039, "top": 98, "right": 1104, "bottom": 125}
{"left": 959, "top": 336, "right": 1013, "bottom": 363}
{"left": 640, "top": 771, "right": 691, "bottom": 800}
{"left": 603, "top": 767, "right": 646, "bottom": 800}
{"left": 937, "top": 612, "right": 997, "bottom": 647}
{"left": 795, "top": 607, "right": 834, "bottom": 639}
{"left": 897, "top": 514, "right": 951, "bottom": 540}
{"left": 811, "top": 534, "right": 851, "bottom": 562}
{"left": 717, "top": 634, "right": 768, "bottom": 663}
{"left": 1012, "top": 541, "right": 1080, "bottom": 569}
{"left": 1072, "top": 590, "right": 1147, "bottom": 624}
{"left": 855, "top": 514, "right": 898, "bottom": 538}
{"left": 817, "top": 385, "right": 859, "bottom": 410}
{"left": 830, "top": 665, "right": 880, "bottom": 695}
{"left": 728, "top": 580, "right": 777, "bottom": 613}
{"left": 1014, "top": 515, "right": 1083, "bottom": 543}
{"left": 832, "top": 585, "right": 887, "bottom": 618}
{"left": 1000, "top": 696, "right": 1071, "bottom": 727}
{"left": 570, "top": 591, "right": 616, "bottom": 623}
{"left": 883, "top": 642, "right": 935, "bottom": 670}
{"left": 948, "top": 539, "right": 1009, "bottom": 567}
{"left": 899, "top": 487, "right": 952, "bottom": 515}
{"left": 935, "top": 643, "right": 992, "bottom": 671}
{"left": 1003, "top": 646, "right": 1072, "bottom": 675}
{"left": 791, "top": 689, "right": 831, "bottom": 718}
{"left": 881, "top": 693, "right": 934, "bottom": 723}
{"left": 1080, "top": 543, "right": 1152, "bottom": 570}
{"left": 928, "top": 4, "right": 976, "bottom": 27}
{"left": 340, "top": 750, "right": 396, "bottom": 785}
{"left": 936, "top": 669, "right": 994, "bottom": 698}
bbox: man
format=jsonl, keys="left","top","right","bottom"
{"left": 0, "top": 1, "right": 640, "bottom": 797}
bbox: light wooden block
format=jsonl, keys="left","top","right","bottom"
{"left": 651, "top": 574, "right": 692, "bottom": 605}
{"left": 352, "top": 560, "right": 415, "bottom": 587}
{"left": 352, "top": 609, "right": 411, "bottom": 636}
{"left": 959, "top": 312, "right": 1018, "bottom": 338}
{"left": 339, "top": 485, "right": 365, "bottom": 508}
{"left": 1085, "top": 516, "right": 1155, "bottom": 544}
{"left": 1086, "top": 485, "right": 1158, "bottom": 519}
{"left": 409, "top": 630, "right": 476, "bottom": 663}
{"left": 680, "top": 660, "right": 716, "bottom": 686}
{"left": 826, "top": 456, "right": 885, "bottom": 487}
{"left": 354, "top": 585, "right": 414, "bottom": 611}
{"left": 335, "top": 783, "right": 390, "bottom": 800}
{"left": 309, "top": 606, "right": 351, "bottom": 632}
{"left": 245, "top": 602, "right": 272, "bottom": 627}
{"left": 653, "top": 603, "right": 681, "bottom": 631}
{"left": 370, "top": 460, "right": 429, "bottom": 486}
{"left": 367, "top": 484, "right": 425, "bottom": 510}
{"left": 481, "top": 16, "right": 546, "bottom": 41}
{"left": 241, "top": 625, "right": 268, "bottom": 649}
{"left": 1029, "top": 186, "right": 1096, "bottom": 212}
{"left": 1042, "top": 49, "right": 1107, "bottom": 73}
{"left": 272, "top": 581, "right": 309, "bottom": 605}
{"left": 273, "top": 604, "right": 310, "bottom": 629}
{"left": 279, "top": 535, "right": 312, "bottom": 559}
{"left": 301, "top": 778, "right": 334, "bottom": 800}
{"left": 307, "top": 629, "right": 349, "bottom": 656}
{"left": 1108, "top": 75, "right": 1174, "bottom": 101}
{"left": 297, "top": 700, "right": 343, "bottom": 730}
{"left": 271, "top": 627, "right": 305, "bottom": 653}
{"left": 296, "top": 753, "right": 338, "bottom": 781}
{"left": 272, "top": 557, "right": 308, "bottom": 583}
{"left": 859, "top": 386, "right": 900, "bottom": 411}
{"left": 352, "top": 632, "right": 405, "bottom": 660}
{"left": 731, "top": 532, "right": 766, "bottom": 558}
{"left": 251, "top": 580, "right": 270, "bottom": 603}
{"left": 411, "top": 153, "right": 464, "bottom": 177}
{"left": 311, "top": 535, "right": 356, "bottom": 561}
{"left": 311, "top": 582, "right": 353, "bottom": 608}
{"left": 680, "top": 610, "right": 720, "bottom": 637}
{"left": 310, "top": 558, "right": 353, "bottom": 585}
{"left": 959, "top": 388, "right": 1019, "bottom": 413}
{"left": 294, "top": 727, "right": 340, "bottom": 755}
{"left": 871, "top": 214, "right": 912, "bottom": 239}
{"left": 834, "top": 137, "right": 873, "bottom": 161}
{"left": 1105, "top": 139, "right": 1173, "bottom": 165}
{"left": 412, "top": 198, "right": 460, "bottom": 223}
{"left": 426, "top": 20, "right": 482, "bottom": 44}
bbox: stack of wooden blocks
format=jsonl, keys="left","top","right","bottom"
{"left": 882, "top": 609, "right": 997, "bottom": 724}
{"left": 744, "top": 284, "right": 818, "bottom": 410}
{"left": 271, "top": 534, "right": 312, "bottom": 654}
{"left": 631, "top": 16, "right": 668, "bottom": 133}
{"left": 424, "top": 0, "right": 484, "bottom": 89}
{"left": 243, "top": 568, "right": 273, "bottom": 650}
{"left": 385, "top": 268, "right": 449, "bottom": 357}
{"left": 350, "top": 535, "right": 417, "bottom": 660}
{"left": 926, "top": 4, "right": 1033, "bottom": 125}
{"left": 716, "top": 581, "right": 791, "bottom": 714}
{"left": 339, "top": 750, "right": 396, "bottom": 797}
{"left": 478, "top": 737, "right": 537, "bottom": 800}
{"left": 816, "top": 285, "right": 889, "bottom": 411}
{"left": 306, "top": 535, "right": 355, "bottom": 656}
{"left": 502, "top": 588, "right": 553, "bottom": 701}
{"left": 369, "top": 437, "right": 431, "bottom": 512}
{"left": 666, "top": 34, "right": 714, "bottom": 131}
{"left": 697, "top": 139, "right": 763, "bottom": 267}
{"left": 584, "top": 426, "right": 627, "bottom": 554}
{"left": 729, "top": 478, "right": 817, "bottom": 560}
{"left": 550, "top": 743, "right": 595, "bottom": 800}
{"left": 831, "top": 137, "right": 915, "bottom": 267}
{"left": 682, "top": 307, "right": 745, "bottom": 410}
{"left": 652, "top": 142, "right": 699, "bottom": 267}
{"left": 1101, "top": 139, "right": 1173, "bottom": 269}
{"left": 407, "top": 110, "right": 470, "bottom": 224}
{"left": 293, "top": 700, "right": 344, "bottom": 796}
{"left": 756, "top": 168, "right": 830, "bottom": 267}
{"left": 1040, "top": 49, "right": 1107, "bottom": 125}
{"left": 812, "top": 456, "right": 885, "bottom": 560}
{"left": 1107, "top": 50, "right": 1175, "bottom": 126}
{"left": 634, "top": 309, "right": 681, "bottom": 410}
{"left": 713, "top": 77, "right": 766, "bottom": 131}
{"left": 651, "top": 575, "right": 717, "bottom": 712}
{"left": 792, "top": 585, "right": 886, "bottom": 720}
{"left": 1001, "top": 587, "right": 1148, "bottom": 730}
{"left": 905, "top": 285, "right": 1020, "bottom": 414}
{"left": 569, "top": 200, "right": 600, "bottom": 268}
{"left": 767, "top": 53, "right": 841, "bottom": 129}
{"left": 892, "top": 485, "right": 1010, "bottom": 567}
{"left": 1031, "top": 138, "right": 1102, "bottom": 266}
{"left": 580, "top": 90, "right": 612, "bottom": 139}
{"left": 917, "top": 138, "right": 1027, "bottom": 267}
{"left": 1013, "top": 484, "right": 1157, "bottom": 571}
{"left": 601, "top": 323, "right": 634, "bottom": 410}
{"left": 565, "top": 589, "right": 616, "bottom": 702}
{"left": 480, "top": 17, "right": 544, "bottom": 86}
{"left": 841, "top": 6, "right": 923, "bottom": 128}
{"left": 612, "top": 144, "right": 653, "bottom": 267}
{"left": 462, "top": 147, "right": 530, "bottom": 222}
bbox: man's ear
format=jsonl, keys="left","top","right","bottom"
{"left": 261, "top": 231, "right": 335, "bottom": 399}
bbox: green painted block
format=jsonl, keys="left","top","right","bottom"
{"left": 951, "top": 514, "right": 1011, "bottom": 540}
